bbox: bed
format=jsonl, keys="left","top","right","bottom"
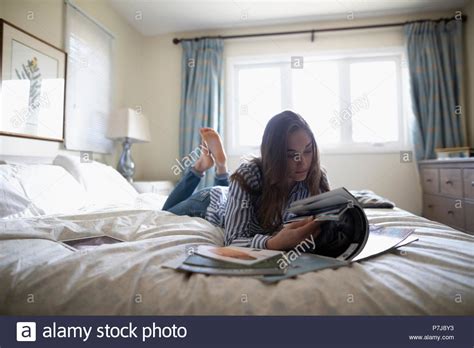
{"left": 0, "top": 155, "right": 473, "bottom": 315}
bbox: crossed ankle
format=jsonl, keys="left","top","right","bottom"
{"left": 190, "top": 167, "right": 205, "bottom": 177}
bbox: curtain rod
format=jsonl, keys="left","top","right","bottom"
{"left": 172, "top": 15, "right": 467, "bottom": 44}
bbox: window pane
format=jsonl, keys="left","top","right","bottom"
{"left": 292, "top": 61, "right": 340, "bottom": 145}
{"left": 350, "top": 61, "right": 399, "bottom": 143}
{"left": 237, "top": 66, "right": 282, "bottom": 147}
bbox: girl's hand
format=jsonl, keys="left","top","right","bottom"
{"left": 266, "top": 218, "right": 321, "bottom": 251}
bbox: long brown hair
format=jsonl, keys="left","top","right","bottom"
{"left": 231, "top": 110, "right": 330, "bottom": 232}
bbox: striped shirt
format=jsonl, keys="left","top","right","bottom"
{"left": 205, "top": 161, "right": 330, "bottom": 249}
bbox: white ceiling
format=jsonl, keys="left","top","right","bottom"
{"left": 108, "top": 0, "right": 468, "bottom": 37}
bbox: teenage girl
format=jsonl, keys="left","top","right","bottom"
{"left": 163, "top": 110, "right": 332, "bottom": 251}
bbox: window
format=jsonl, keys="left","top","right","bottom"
{"left": 237, "top": 65, "right": 282, "bottom": 147}
{"left": 65, "top": 0, "right": 114, "bottom": 153}
{"left": 227, "top": 50, "right": 407, "bottom": 155}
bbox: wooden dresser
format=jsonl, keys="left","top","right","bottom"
{"left": 419, "top": 159, "right": 474, "bottom": 234}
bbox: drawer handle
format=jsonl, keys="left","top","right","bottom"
{"left": 445, "top": 180, "right": 453, "bottom": 185}
{"left": 426, "top": 178, "right": 432, "bottom": 182}
{"left": 471, "top": 181, "right": 474, "bottom": 187}
{"left": 447, "top": 210, "right": 454, "bottom": 215}
{"left": 427, "top": 204, "right": 434, "bottom": 208}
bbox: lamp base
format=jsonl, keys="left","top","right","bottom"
{"left": 117, "top": 138, "right": 135, "bottom": 182}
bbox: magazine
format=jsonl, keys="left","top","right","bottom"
{"left": 261, "top": 232, "right": 417, "bottom": 283}
{"left": 60, "top": 235, "right": 125, "bottom": 251}
{"left": 351, "top": 225, "right": 415, "bottom": 261}
{"left": 193, "top": 245, "right": 284, "bottom": 266}
{"left": 165, "top": 228, "right": 416, "bottom": 279}
{"left": 178, "top": 253, "right": 287, "bottom": 276}
{"left": 286, "top": 187, "right": 370, "bottom": 261}
{"left": 163, "top": 248, "right": 348, "bottom": 277}
{"left": 286, "top": 188, "right": 417, "bottom": 262}
{"left": 164, "top": 187, "right": 417, "bottom": 280}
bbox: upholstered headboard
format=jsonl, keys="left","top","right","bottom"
{"left": 0, "top": 154, "right": 109, "bottom": 165}
{"left": 0, "top": 155, "right": 56, "bottom": 165}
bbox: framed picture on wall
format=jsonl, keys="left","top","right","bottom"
{"left": 0, "top": 19, "right": 66, "bottom": 142}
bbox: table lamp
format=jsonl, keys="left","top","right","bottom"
{"left": 107, "top": 108, "right": 151, "bottom": 182}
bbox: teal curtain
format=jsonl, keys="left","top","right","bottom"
{"left": 404, "top": 20, "right": 466, "bottom": 160}
{"left": 179, "top": 38, "right": 224, "bottom": 188}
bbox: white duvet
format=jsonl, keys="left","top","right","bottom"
{"left": 0, "top": 195, "right": 473, "bottom": 315}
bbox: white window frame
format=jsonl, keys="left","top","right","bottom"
{"left": 225, "top": 47, "right": 410, "bottom": 156}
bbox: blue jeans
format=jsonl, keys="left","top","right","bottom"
{"left": 162, "top": 168, "right": 229, "bottom": 218}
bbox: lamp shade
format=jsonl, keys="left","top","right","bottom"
{"left": 107, "top": 108, "right": 151, "bottom": 143}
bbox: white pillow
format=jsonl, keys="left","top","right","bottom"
{"left": 52, "top": 154, "right": 85, "bottom": 186}
{"left": 13, "top": 164, "right": 88, "bottom": 215}
{"left": 0, "top": 165, "right": 45, "bottom": 219}
{"left": 53, "top": 155, "right": 138, "bottom": 206}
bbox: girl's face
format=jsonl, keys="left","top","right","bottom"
{"left": 286, "top": 129, "right": 313, "bottom": 182}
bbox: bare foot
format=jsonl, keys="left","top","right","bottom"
{"left": 193, "top": 142, "right": 214, "bottom": 174}
{"left": 200, "top": 128, "right": 227, "bottom": 174}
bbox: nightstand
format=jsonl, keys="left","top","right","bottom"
{"left": 132, "top": 181, "right": 175, "bottom": 195}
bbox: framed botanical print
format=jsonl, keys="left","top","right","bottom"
{"left": 0, "top": 19, "right": 66, "bottom": 142}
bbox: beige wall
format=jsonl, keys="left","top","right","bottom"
{"left": 0, "top": 1, "right": 472, "bottom": 216}
{"left": 0, "top": 0, "right": 146, "bottom": 174}
{"left": 135, "top": 9, "right": 467, "bottom": 215}
{"left": 136, "top": 34, "right": 182, "bottom": 182}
